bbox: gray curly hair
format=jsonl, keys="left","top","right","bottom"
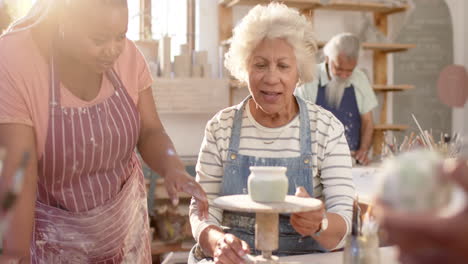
{"left": 224, "top": 3, "right": 318, "bottom": 85}
{"left": 323, "top": 32, "right": 361, "bottom": 61}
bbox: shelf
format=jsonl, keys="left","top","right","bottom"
{"left": 230, "top": 80, "right": 415, "bottom": 93}
{"left": 309, "top": 1, "right": 409, "bottom": 14}
{"left": 219, "top": 0, "right": 321, "bottom": 9}
{"left": 362, "top": 43, "right": 416, "bottom": 53}
{"left": 152, "top": 78, "right": 230, "bottom": 114}
{"left": 373, "top": 84, "right": 414, "bottom": 92}
{"left": 318, "top": 41, "right": 415, "bottom": 53}
{"left": 219, "top": 0, "right": 409, "bottom": 15}
{"left": 374, "top": 124, "right": 409, "bottom": 131}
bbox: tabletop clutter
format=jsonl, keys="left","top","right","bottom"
{"left": 215, "top": 137, "right": 461, "bottom": 264}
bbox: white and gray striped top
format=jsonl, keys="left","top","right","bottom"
{"left": 189, "top": 100, "right": 355, "bottom": 249}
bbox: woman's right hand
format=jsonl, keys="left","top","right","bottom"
{"left": 213, "top": 233, "right": 250, "bottom": 264}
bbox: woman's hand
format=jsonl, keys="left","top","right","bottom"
{"left": 353, "top": 148, "right": 370, "bottom": 165}
{"left": 213, "top": 233, "right": 250, "bottom": 264}
{"left": 163, "top": 168, "right": 208, "bottom": 219}
{"left": 290, "top": 186, "right": 325, "bottom": 236}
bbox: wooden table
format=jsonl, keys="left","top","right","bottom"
{"left": 279, "top": 246, "right": 400, "bottom": 264}
{"left": 195, "top": 246, "right": 400, "bottom": 264}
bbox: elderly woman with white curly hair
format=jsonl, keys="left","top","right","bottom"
{"left": 188, "top": 3, "right": 355, "bottom": 263}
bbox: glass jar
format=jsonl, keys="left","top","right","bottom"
{"left": 248, "top": 166, "right": 288, "bottom": 202}
{"left": 343, "top": 233, "right": 380, "bottom": 264}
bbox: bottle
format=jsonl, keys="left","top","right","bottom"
{"left": 248, "top": 166, "right": 288, "bottom": 202}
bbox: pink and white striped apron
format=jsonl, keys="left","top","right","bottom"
{"left": 31, "top": 57, "right": 151, "bottom": 263}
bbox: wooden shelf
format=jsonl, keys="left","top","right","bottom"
{"left": 318, "top": 41, "right": 415, "bottom": 53}
{"left": 373, "top": 84, "right": 414, "bottom": 92}
{"left": 219, "top": 0, "right": 321, "bottom": 9}
{"left": 374, "top": 124, "right": 409, "bottom": 131}
{"left": 219, "top": 0, "right": 409, "bottom": 15}
{"left": 362, "top": 42, "right": 416, "bottom": 53}
{"left": 309, "top": 1, "right": 409, "bottom": 14}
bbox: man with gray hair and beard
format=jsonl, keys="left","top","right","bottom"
{"left": 296, "top": 33, "right": 377, "bottom": 165}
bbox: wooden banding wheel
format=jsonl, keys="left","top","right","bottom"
{"left": 213, "top": 195, "right": 322, "bottom": 263}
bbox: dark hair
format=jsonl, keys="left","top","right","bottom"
{"left": 3, "top": 0, "right": 127, "bottom": 36}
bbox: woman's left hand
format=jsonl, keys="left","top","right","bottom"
{"left": 290, "top": 186, "right": 325, "bottom": 236}
{"left": 353, "top": 149, "right": 370, "bottom": 165}
{"left": 163, "top": 168, "right": 209, "bottom": 219}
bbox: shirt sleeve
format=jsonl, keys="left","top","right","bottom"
{"left": 0, "top": 62, "right": 33, "bottom": 126}
{"left": 189, "top": 119, "right": 225, "bottom": 242}
{"left": 130, "top": 40, "right": 153, "bottom": 93}
{"left": 320, "top": 118, "right": 355, "bottom": 249}
{"left": 354, "top": 69, "right": 378, "bottom": 114}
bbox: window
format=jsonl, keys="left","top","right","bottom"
{"left": 129, "top": 0, "right": 187, "bottom": 58}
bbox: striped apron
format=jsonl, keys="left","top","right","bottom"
{"left": 31, "top": 57, "right": 151, "bottom": 263}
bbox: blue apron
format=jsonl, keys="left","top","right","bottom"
{"left": 316, "top": 79, "right": 361, "bottom": 151}
{"left": 188, "top": 96, "right": 327, "bottom": 263}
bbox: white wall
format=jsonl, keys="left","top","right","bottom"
{"left": 445, "top": 0, "right": 468, "bottom": 140}
{"left": 159, "top": 113, "right": 212, "bottom": 157}
{"left": 157, "top": 0, "right": 221, "bottom": 158}
{"left": 196, "top": 0, "right": 219, "bottom": 78}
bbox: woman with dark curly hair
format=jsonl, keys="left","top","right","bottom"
{"left": 0, "top": 0, "right": 207, "bottom": 262}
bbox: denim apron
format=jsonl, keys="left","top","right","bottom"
{"left": 188, "top": 96, "right": 327, "bottom": 263}
{"left": 316, "top": 80, "right": 361, "bottom": 151}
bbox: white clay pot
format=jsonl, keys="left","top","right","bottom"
{"left": 248, "top": 166, "right": 288, "bottom": 202}
{"left": 378, "top": 149, "right": 452, "bottom": 213}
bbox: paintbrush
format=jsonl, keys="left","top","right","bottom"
{"left": 351, "top": 197, "right": 360, "bottom": 237}
{"left": 411, "top": 114, "right": 433, "bottom": 150}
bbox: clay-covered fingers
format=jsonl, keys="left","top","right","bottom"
{"left": 294, "top": 186, "right": 311, "bottom": 198}
{"left": 163, "top": 178, "right": 179, "bottom": 206}
{"left": 354, "top": 149, "right": 370, "bottom": 165}
{"left": 359, "top": 155, "right": 370, "bottom": 165}
{"left": 213, "top": 234, "right": 250, "bottom": 264}
{"left": 180, "top": 178, "right": 209, "bottom": 220}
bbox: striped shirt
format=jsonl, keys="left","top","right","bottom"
{"left": 189, "top": 100, "right": 355, "bottom": 249}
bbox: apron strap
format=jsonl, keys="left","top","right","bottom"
{"left": 49, "top": 56, "right": 61, "bottom": 108}
{"left": 296, "top": 96, "right": 313, "bottom": 156}
{"left": 106, "top": 68, "right": 127, "bottom": 93}
{"left": 227, "top": 96, "right": 251, "bottom": 153}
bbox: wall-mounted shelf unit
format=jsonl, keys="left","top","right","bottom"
{"left": 219, "top": 0, "right": 409, "bottom": 14}
{"left": 218, "top": 0, "right": 415, "bottom": 157}
{"left": 373, "top": 84, "right": 414, "bottom": 92}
